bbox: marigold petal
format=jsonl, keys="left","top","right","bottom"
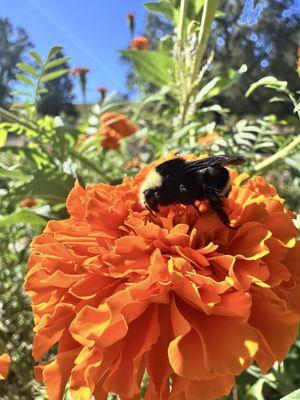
{"left": 0, "top": 353, "right": 10, "bottom": 380}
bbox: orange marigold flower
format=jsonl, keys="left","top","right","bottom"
{"left": 24, "top": 155, "right": 300, "bottom": 400}
{"left": 71, "top": 67, "right": 90, "bottom": 76}
{"left": 131, "top": 36, "right": 149, "bottom": 50}
{"left": 0, "top": 354, "right": 10, "bottom": 380}
{"left": 101, "top": 127, "right": 121, "bottom": 150}
{"left": 199, "top": 133, "right": 221, "bottom": 146}
{"left": 21, "top": 198, "right": 38, "bottom": 208}
{"left": 101, "top": 112, "right": 137, "bottom": 138}
{"left": 125, "top": 157, "right": 141, "bottom": 169}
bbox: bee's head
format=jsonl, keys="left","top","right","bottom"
{"left": 142, "top": 188, "right": 158, "bottom": 211}
{"left": 139, "top": 168, "right": 163, "bottom": 212}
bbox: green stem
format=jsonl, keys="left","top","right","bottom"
{"left": 232, "top": 384, "right": 238, "bottom": 400}
{"left": 70, "top": 149, "right": 110, "bottom": 181}
{"left": 180, "top": 0, "right": 219, "bottom": 126}
{"left": 177, "top": 0, "right": 188, "bottom": 45}
{"left": 254, "top": 134, "right": 300, "bottom": 172}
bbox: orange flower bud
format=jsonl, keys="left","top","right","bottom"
{"left": 21, "top": 198, "right": 37, "bottom": 208}
{"left": 100, "top": 112, "right": 137, "bottom": 138}
{"left": 131, "top": 36, "right": 149, "bottom": 50}
{"left": 0, "top": 354, "right": 10, "bottom": 380}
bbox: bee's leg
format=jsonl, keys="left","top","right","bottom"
{"left": 192, "top": 203, "right": 203, "bottom": 216}
{"left": 208, "top": 194, "right": 240, "bottom": 230}
{"left": 145, "top": 204, "right": 156, "bottom": 217}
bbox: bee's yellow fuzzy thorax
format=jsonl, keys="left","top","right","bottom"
{"left": 139, "top": 168, "right": 162, "bottom": 204}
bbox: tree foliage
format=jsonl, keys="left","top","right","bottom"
{"left": 210, "top": 0, "right": 300, "bottom": 115}
{"left": 38, "top": 50, "right": 77, "bottom": 117}
{"left": 0, "top": 18, "right": 33, "bottom": 106}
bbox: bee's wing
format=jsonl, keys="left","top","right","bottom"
{"left": 184, "top": 155, "right": 246, "bottom": 172}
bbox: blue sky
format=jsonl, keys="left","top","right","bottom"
{"left": 2, "top": 0, "right": 148, "bottom": 102}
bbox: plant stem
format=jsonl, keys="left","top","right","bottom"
{"left": 70, "top": 149, "right": 110, "bottom": 182}
{"left": 177, "top": 0, "right": 188, "bottom": 45}
{"left": 180, "top": 0, "right": 219, "bottom": 126}
{"left": 254, "top": 134, "right": 300, "bottom": 172}
{"left": 232, "top": 384, "right": 238, "bottom": 400}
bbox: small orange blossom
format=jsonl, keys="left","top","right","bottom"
{"left": 0, "top": 354, "right": 10, "bottom": 380}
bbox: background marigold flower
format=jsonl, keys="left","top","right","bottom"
{"left": 25, "top": 155, "right": 300, "bottom": 400}
{"left": 199, "top": 133, "right": 220, "bottom": 146}
{"left": 131, "top": 36, "right": 149, "bottom": 50}
{"left": 100, "top": 112, "right": 137, "bottom": 137}
{"left": 100, "top": 127, "right": 121, "bottom": 150}
{"left": 0, "top": 354, "right": 10, "bottom": 380}
{"left": 126, "top": 13, "right": 135, "bottom": 35}
{"left": 21, "top": 198, "right": 38, "bottom": 208}
{"left": 70, "top": 67, "right": 90, "bottom": 76}
{"left": 97, "top": 86, "right": 107, "bottom": 101}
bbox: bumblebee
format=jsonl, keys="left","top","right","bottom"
{"left": 139, "top": 155, "right": 246, "bottom": 229}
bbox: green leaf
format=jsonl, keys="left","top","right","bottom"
{"left": 45, "top": 57, "right": 71, "bottom": 70}
{"left": 16, "top": 74, "right": 35, "bottom": 87}
{"left": 0, "top": 210, "right": 46, "bottom": 227}
{"left": 0, "top": 164, "right": 30, "bottom": 181}
{"left": 144, "top": 1, "right": 177, "bottom": 23}
{"left": 48, "top": 45, "right": 63, "bottom": 59}
{"left": 41, "top": 69, "right": 70, "bottom": 83}
{"left": 246, "top": 76, "right": 288, "bottom": 97}
{"left": 29, "top": 50, "right": 43, "bottom": 64}
{"left": 12, "top": 91, "right": 33, "bottom": 98}
{"left": 245, "top": 378, "right": 265, "bottom": 400}
{"left": 17, "top": 63, "right": 38, "bottom": 78}
{"left": 37, "top": 88, "right": 49, "bottom": 95}
{"left": 200, "top": 65, "right": 247, "bottom": 101}
{"left": 234, "top": 132, "right": 257, "bottom": 141}
{"left": 6, "top": 169, "right": 75, "bottom": 205}
{"left": 195, "top": 77, "right": 219, "bottom": 103}
{"left": 0, "top": 129, "right": 7, "bottom": 147}
{"left": 122, "top": 50, "right": 174, "bottom": 87}
{"left": 281, "top": 389, "right": 300, "bottom": 400}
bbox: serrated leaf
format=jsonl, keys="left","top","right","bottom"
{"left": 12, "top": 91, "right": 33, "bottom": 98}
{"left": 122, "top": 50, "right": 174, "bottom": 87}
{"left": 144, "top": 1, "right": 177, "bottom": 23}
{"left": 254, "top": 142, "right": 276, "bottom": 149}
{"left": 269, "top": 96, "right": 288, "bottom": 103}
{"left": 17, "top": 63, "right": 39, "bottom": 77}
{"left": 38, "top": 88, "right": 49, "bottom": 94}
{"left": 234, "top": 132, "right": 257, "bottom": 141}
{"left": 48, "top": 46, "right": 63, "bottom": 59}
{"left": 44, "top": 57, "right": 71, "bottom": 70}
{"left": 0, "top": 210, "right": 46, "bottom": 227}
{"left": 0, "top": 164, "right": 30, "bottom": 181}
{"left": 234, "top": 138, "right": 252, "bottom": 146}
{"left": 246, "top": 76, "right": 288, "bottom": 97}
{"left": 0, "top": 130, "right": 7, "bottom": 147}
{"left": 195, "top": 77, "right": 219, "bottom": 103}
{"left": 281, "top": 389, "right": 300, "bottom": 400}
{"left": 29, "top": 50, "right": 43, "bottom": 64}
{"left": 16, "top": 74, "right": 35, "bottom": 87}
{"left": 41, "top": 69, "right": 70, "bottom": 83}
{"left": 198, "top": 65, "right": 247, "bottom": 101}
